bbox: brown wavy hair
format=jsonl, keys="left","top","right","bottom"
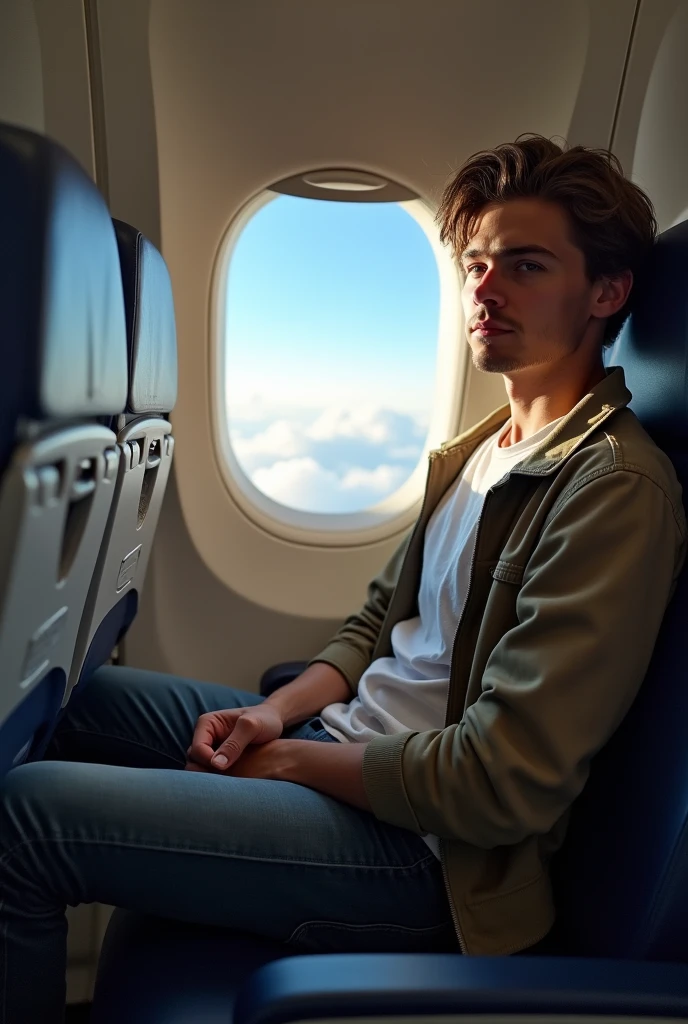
{"left": 436, "top": 134, "right": 658, "bottom": 346}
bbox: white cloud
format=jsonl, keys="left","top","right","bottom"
{"left": 231, "top": 406, "right": 425, "bottom": 467}
{"left": 251, "top": 457, "right": 408, "bottom": 513}
{"left": 226, "top": 377, "right": 433, "bottom": 423}
{"left": 252, "top": 457, "right": 340, "bottom": 511}
{"left": 340, "top": 464, "right": 407, "bottom": 493}
{"left": 230, "top": 402, "right": 429, "bottom": 513}
{"left": 389, "top": 445, "right": 425, "bottom": 460}
{"left": 231, "top": 420, "right": 306, "bottom": 467}
{"left": 305, "top": 405, "right": 426, "bottom": 444}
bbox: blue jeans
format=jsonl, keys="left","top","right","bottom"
{"left": 0, "top": 665, "right": 456, "bottom": 1023}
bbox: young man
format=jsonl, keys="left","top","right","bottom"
{"left": 1, "top": 136, "right": 685, "bottom": 1022}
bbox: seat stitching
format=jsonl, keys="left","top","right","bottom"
{"left": 288, "top": 918, "right": 452, "bottom": 941}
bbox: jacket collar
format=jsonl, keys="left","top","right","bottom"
{"left": 436, "top": 366, "right": 632, "bottom": 477}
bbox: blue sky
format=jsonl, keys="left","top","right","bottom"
{"left": 224, "top": 194, "right": 442, "bottom": 513}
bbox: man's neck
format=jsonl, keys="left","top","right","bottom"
{"left": 499, "top": 360, "right": 606, "bottom": 448}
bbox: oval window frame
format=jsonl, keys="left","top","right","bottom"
{"left": 209, "top": 178, "right": 467, "bottom": 547}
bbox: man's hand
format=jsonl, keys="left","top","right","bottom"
{"left": 186, "top": 703, "right": 285, "bottom": 771}
{"left": 185, "top": 737, "right": 285, "bottom": 777}
{"left": 185, "top": 737, "right": 372, "bottom": 812}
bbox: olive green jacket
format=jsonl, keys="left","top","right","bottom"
{"left": 309, "top": 367, "right": 687, "bottom": 956}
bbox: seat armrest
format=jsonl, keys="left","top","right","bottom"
{"left": 234, "top": 954, "right": 688, "bottom": 1024}
{"left": 259, "top": 662, "right": 309, "bottom": 697}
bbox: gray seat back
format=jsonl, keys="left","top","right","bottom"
{"left": 0, "top": 123, "right": 128, "bottom": 774}
{"left": 65, "top": 220, "right": 177, "bottom": 698}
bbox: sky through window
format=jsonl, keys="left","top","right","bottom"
{"left": 224, "top": 194, "right": 440, "bottom": 513}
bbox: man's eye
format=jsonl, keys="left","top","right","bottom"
{"left": 462, "top": 262, "right": 544, "bottom": 278}
{"left": 464, "top": 262, "right": 542, "bottom": 275}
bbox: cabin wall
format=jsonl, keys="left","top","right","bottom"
{"left": 98, "top": 0, "right": 643, "bottom": 687}
{"left": 0, "top": 0, "right": 44, "bottom": 132}
{"left": 628, "top": 0, "right": 688, "bottom": 229}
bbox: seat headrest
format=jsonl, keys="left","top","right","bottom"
{"left": 0, "top": 122, "right": 128, "bottom": 469}
{"left": 606, "top": 218, "right": 688, "bottom": 448}
{"left": 112, "top": 220, "right": 178, "bottom": 416}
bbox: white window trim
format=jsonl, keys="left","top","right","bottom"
{"left": 209, "top": 187, "right": 467, "bottom": 548}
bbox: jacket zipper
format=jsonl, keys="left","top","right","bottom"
{"left": 419, "top": 397, "right": 621, "bottom": 952}
{"left": 438, "top": 484, "right": 492, "bottom": 956}
{"left": 371, "top": 447, "right": 446, "bottom": 663}
{"left": 440, "top": 849, "right": 467, "bottom": 954}
{"left": 392, "top": 441, "right": 481, "bottom": 955}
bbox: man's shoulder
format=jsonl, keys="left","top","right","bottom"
{"left": 569, "top": 406, "right": 685, "bottom": 532}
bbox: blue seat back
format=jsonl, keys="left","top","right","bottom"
{"left": 553, "top": 219, "right": 688, "bottom": 960}
{"left": 65, "top": 219, "right": 178, "bottom": 700}
{"left": 0, "top": 123, "right": 128, "bottom": 775}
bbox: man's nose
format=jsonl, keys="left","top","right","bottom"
{"left": 472, "top": 268, "right": 506, "bottom": 306}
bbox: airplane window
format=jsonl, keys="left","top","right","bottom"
{"left": 222, "top": 193, "right": 441, "bottom": 515}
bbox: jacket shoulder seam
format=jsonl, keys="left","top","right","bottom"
{"left": 548, "top": 457, "right": 686, "bottom": 537}
{"left": 604, "top": 428, "right": 622, "bottom": 468}
{"left": 605, "top": 430, "right": 685, "bottom": 533}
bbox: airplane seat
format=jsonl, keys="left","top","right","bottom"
{"left": 0, "top": 122, "right": 128, "bottom": 779}
{"left": 64, "top": 219, "right": 178, "bottom": 702}
{"left": 259, "top": 660, "right": 310, "bottom": 697}
{"left": 547, "top": 215, "right": 688, "bottom": 961}
{"left": 91, "top": 219, "right": 688, "bottom": 1023}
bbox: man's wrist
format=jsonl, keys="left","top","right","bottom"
{"left": 272, "top": 738, "right": 371, "bottom": 811}
{"left": 262, "top": 663, "right": 352, "bottom": 729}
{"left": 260, "top": 694, "right": 289, "bottom": 726}
{"left": 269, "top": 738, "right": 299, "bottom": 780}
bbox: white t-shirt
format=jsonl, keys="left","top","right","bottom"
{"left": 320, "top": 416, "right": 564, "bottom": 857}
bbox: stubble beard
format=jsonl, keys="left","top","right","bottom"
{"left": 470, "top": 346, "right": 523, "bottom": 374}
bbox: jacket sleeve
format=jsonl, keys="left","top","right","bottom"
{"left": 361, "top": 468, "right": 687, "bottom": 848}
{"left": 307, "top": 531, "right": 412, "bottom": 695}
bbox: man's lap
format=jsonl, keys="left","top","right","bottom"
{"left": 1, "top": 664, "right": 455, "bottom": 952}
{"left": 45, "top": 664, "right": 267, "bottom": 768}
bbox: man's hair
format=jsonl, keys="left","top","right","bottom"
{"left": 436, "top": 134, "right": 658, "bottom": 346}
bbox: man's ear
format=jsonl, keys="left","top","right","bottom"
{"left": 592, "top": 268, "right": 633, "bottom": 320}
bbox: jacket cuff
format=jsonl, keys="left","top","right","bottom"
{"left": 307, "top": 643, "right": 371, "bottom": 695}
{"left": 362, "top": 731, "right": 423, "bottom": 833}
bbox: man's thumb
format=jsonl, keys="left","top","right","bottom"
{"left": 211, "top": 714, "right": 259, "bottom": 768}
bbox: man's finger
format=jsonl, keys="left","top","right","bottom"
{"left": 211, "top": 714, "right": 261, "bottom": 769}
{"left": 188, "top": 713, "right": 232, "bottom": 766}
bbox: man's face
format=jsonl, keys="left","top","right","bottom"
{"left": 459, "top": 197, "right": 606, "bottom": 375}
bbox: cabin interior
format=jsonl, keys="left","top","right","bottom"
{"left": 0, "top": 1, "right": 687, "bottom": 1022}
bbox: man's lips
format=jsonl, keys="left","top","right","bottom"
{"left": 472, "top": 324, "right": 513, "bottom": 336}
